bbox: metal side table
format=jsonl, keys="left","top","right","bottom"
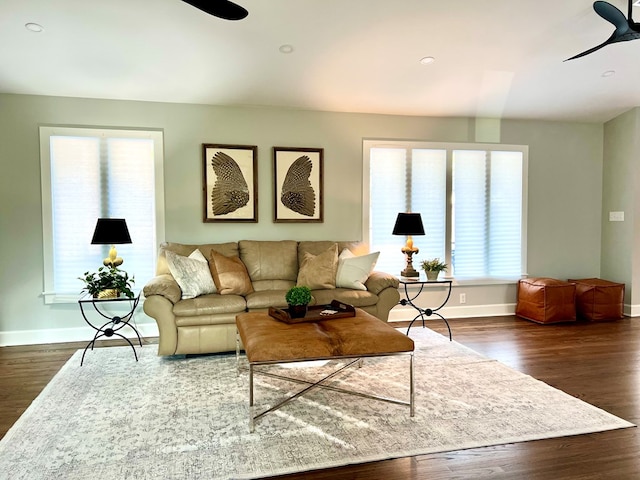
{"left": 398, "top": 277, "right": 453, "bottom": 340}
{"left": 78, "top": 292, "right": 142, "bottom": 365}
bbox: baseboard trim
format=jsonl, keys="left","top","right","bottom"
{"left": 388, "top": 303, "right": 517, "bottom": 323}
{"left": 626, "top": 304, "right": 640, "bottom": 317}
{"left": 389, "top": 303, "right": 640, "bottom": 323}
{"left": 0, "top": 322, "right": 159, "bottom": 347}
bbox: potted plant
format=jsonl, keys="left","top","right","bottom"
{"left": 79, "top": 266, "right": 135, "bottom": 299}
{"left": 420, "top": 258, "right": 448, "bottom": 281}
{"left": 285, "top": 285, "right": 312, "bottom": 318}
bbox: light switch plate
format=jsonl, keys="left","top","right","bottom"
{"left": 609, "top": 211, "right": 625, "bottom": 222}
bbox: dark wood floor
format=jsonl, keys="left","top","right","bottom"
{"left": 1, "top": 316, "right": 639, "bottom": 479}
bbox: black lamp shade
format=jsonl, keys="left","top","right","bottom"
{"left": 392, "top": 213, "right": 425, "bottom": 236}
{"left": 91, "top": 218, "right": 132, "bottom": 245}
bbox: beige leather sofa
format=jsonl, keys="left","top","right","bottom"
{"left": 142, "top": 240, "right": 400, "bottom": 356}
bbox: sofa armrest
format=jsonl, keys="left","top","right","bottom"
{"left": 365, "top": 271, "right": 399, "bottom": 295}
{"left": 142, "top": 274, "right": 181, "bottom": 304}
{"left": 143, "top": 295, "right": 178, "bottom": 356}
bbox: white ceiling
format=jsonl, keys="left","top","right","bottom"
{"left": 3, "top": 0, "right": 640, "bottom": 123}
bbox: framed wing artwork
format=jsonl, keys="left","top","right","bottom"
{"left": 273, "top": 147, "right": 323, "bottom": 223}
{"left": 202, "top": 144, "right": 258, "bottom": 222}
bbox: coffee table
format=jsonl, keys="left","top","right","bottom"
{"left": 236, "top": 308, "right": 415, "bottom": 431}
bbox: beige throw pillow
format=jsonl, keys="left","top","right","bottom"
{"left": 297, "top": 244, "right": 338, "bottom": 290}
{"left": 336, "top": 249, "right": 380, "bottom": 291}
{"left": 209, "top": 250, "right": 254, "bottom": 296}
{"left": 165, "top": 249, "right": 217, "bottom": 299}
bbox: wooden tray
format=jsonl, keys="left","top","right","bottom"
{"left": 269, "top": 300, "right": 356, "bottom": 324}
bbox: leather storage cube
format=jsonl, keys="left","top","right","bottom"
{"left": 568, "top": 278, "right": 624, "bottom": 321}
{"left": 516, "top": 278, "right": 576, "bottom": 324}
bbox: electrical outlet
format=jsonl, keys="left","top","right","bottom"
{"left": 459, "top": 293, "right": 466, "bottom": 304}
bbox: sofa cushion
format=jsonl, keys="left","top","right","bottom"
{"left": 297, "top": 244, "right": 338, "bottom": 289}
{"left": 209, "top": 251, "right": 254, "bottom": 296}
{"left": 311, "top": 288, "right": 379, "bottom": 308}
{"left": 245, "top": 290, "right": 289, "bottom": 310}
{"left": 239, "top": 240, "right": 298, "bottom": 287}
{"left": 165, "top": 249, "right": 217, "bottom": 299}
{"left": 248, "top": 279, "right": 296, "bottom": 292}
{"left": 336, "top": 249, "right": 380, "bottom": 291}
{"left": 157, "top": 242, "right": 238, "bottom": 275}
{"left": 297, "top": 241, "right": 364, "bottom": 266}
{"left": 173, "top": 293, "right": 246, "bottom": 317}
{"left": 175, "top": 316, "right": 240, "bottom": 330}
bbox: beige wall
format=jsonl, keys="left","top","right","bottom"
{"left": 0, "top": 93, "right": 606, "bottom": 344}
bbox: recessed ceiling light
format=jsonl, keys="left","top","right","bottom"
{"left": 25, "top": 22, "right": 44, "bottom": 33}
{"left": 279, "top": 44, "right": 294, "bottom": 54}
{"left": 602, "top": 70, "right": 616, "bottom": 77}
{"left": 420, "top": 56, "right": 435, "bottom": 65}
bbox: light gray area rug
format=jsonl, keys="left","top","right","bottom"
{"left": 0, "top": 328, "right": 633, "bottom": 480}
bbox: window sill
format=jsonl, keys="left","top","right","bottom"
{"left": 42, "top": 292, "right": 80, "bottom": 304}
{"left": 447, "top": 276, "right": 521, "bottom": 287}
{"left": 398, "top": 277, "right": 521, "bottom": 288}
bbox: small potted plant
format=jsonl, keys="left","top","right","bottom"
{"left": 79, "top": 266, "right": 135, "bottom": 299}
{"left": 420, "top": 258, "right": 448, "bottom": 281}
{"left": 285, "top": 285, "right": 312, "bottom": 318}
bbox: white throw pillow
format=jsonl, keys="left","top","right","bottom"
{"left": 165, "top": 249, "right": 217, "bottom": 299}
{"left": 335, "top": 249, "right": 380, "bottom": 291}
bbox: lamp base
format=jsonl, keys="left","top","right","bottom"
{"left": 400, "top": 267, "right": 420, "bottom": 278}
{"left": 103, "top": 244, "right": 124, "bottom": 267}
{"left": 400, "top": 248, "right": 419, "bottom": 278}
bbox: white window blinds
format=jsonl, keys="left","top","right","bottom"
{"left": 365, "top": 140, "right": 527, "bottom": 281}
{"left": 40, "top": 127, "right": 165, "bottom": 303}
{"left": 369, "top": 148, "right": 407, "bottom": 274}
{"left": 367, "top": 145, "right": 447, "bottom": 275}
{"left": 411, "top": 149, "right": 447, "bottom": 263}
{"left": 452, "top": 150, "right": 524, "bottom": 278}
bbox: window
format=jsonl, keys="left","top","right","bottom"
{"left": 40, "top": 126, "right": 165, "bottom": 303}
{"left": 364, "top": 140, "right": 527, "bottom": 281}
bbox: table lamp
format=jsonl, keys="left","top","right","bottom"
{"left": 392, "top": 212, "right": 425, "bottom": 278}
{"left": 91, "top": 218, "right": 132, "bottom": 267}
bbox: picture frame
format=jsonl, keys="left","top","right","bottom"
{"left": 273, "top": 147, "right": 324, "bottom": 223}
{"left": 203, "top": 144, "right": 258, "bottom": 222}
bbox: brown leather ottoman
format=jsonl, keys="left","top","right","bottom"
{"left": 236, "top": 308, "right": 415, "bottom": 430}
{"left": 568, "top": 278, "right": 624, "bottom": 321}
{"left": 516, "top": 277, "right": 576, "bottom": 324}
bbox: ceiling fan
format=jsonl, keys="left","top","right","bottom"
{"left": 181, "top": 0, "right": 248, "bottom": 21}
{"left": 566, "top": 0, "right": 640, "bottom": 60}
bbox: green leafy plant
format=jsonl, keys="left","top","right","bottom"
{"left": 79, "top": 266, "right": 135, "bottom": 299}
{"left": 420, "top": 258, "right": 448, "bottom": 273}
{"left": 285, "top": 285, "right": 312, "bottom": 306}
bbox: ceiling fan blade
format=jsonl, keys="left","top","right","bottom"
{"left": 564, "top": 1, "right": 636, "bottom": 61}
{"left": 564, "top": 36, "right": 615, "bottom": 61}
{"left": 181, "top": 0, "right": 248, "bottom": 21}
{"left": 593, "top": 1, "right": 629, "bottom": 33}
